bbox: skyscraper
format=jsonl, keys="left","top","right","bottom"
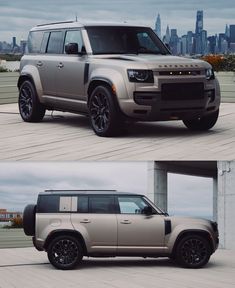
{"left": 194, "top": 10, "right": 204, "bottom": 54}
{"left": 230, "top": 25, "right": 235, "bottom": 43}
{"left": 195, "top": 10, "right": 203, "bottom": 35}
{"left": 155, "top": 13, "right": 161, "bottom": 39}
{"left": 165, "top": 25, "right": 170, "bottom": 44}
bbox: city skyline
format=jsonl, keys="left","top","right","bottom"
{"left": 0, "top": 0, "right": 235, "bottom": 43}
{"left": 1, "top": 10, "right": 234, "bottom": 56}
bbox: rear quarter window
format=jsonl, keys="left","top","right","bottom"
{"left": 37, "top": 195, "right": 59, "bottom": 213}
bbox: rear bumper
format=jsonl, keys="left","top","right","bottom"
{"left": 33, "top": 237, "right": 44, "bottom": 251}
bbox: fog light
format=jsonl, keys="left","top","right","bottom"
{"left": 205, "top": 90, "right": 215, "bottom": 102}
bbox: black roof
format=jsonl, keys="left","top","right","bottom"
{"left": 40, "top": 190, "right": 143, "bottom": 196}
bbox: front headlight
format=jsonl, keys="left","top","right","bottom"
{"left": 127, "top": 69, "right": 154, "bottom": 83}
{"left": 206, "top": 68, "right": 215, "bottom": 80}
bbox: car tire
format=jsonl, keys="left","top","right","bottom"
{"left": 47, "top": 235, "right": 83, "bottom": 270}
{"left": 183, "top": 109, "right": 219, "bottom": 131}
{"left": 88, "top": 85, "right": 122, "bottom": 137}
{"left": 176, "top": 234, "right": 211, "bottom": 268}
{"left": 19, "top": 80, "right": 46, "bottom": 122}
{"left": 23, "top": 204, "right": 36, "bottom": 236}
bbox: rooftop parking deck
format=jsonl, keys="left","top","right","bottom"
{"left": 0, "top": 103, "right": 235, "bottom": 160}
{"left": 0, "top": 247, "right": 234, "bottom": 288}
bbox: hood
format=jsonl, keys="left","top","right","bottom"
{"left": 91, "top": 54, "right": 211, "bottom": 70}
{"left": 168, "top": 216, "right": 212, "bottom": 227}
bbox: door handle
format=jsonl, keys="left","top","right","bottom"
{"left": 120, "top": 220, "right": 131, "bottom": 224}
{"left": 57, "top": 62, "right": 64, "bottom": 69}
{"left": 80, "top": 219, "right": 91, "bottom": 224}
{"left": 36, "top": 61, "right": 43, "bottom": 67}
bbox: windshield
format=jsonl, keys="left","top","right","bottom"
{"left": 86, "top": 26, "right": 170, "bottom": 55}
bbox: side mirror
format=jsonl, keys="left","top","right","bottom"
{"left": 142, "top": 206, "right": 153, "bottom": 215}
{"left": 65, "top": 43, "right": 79, "bottom": 55}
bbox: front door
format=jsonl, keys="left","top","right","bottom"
{"left": 116, "top": 195, "right": 165, "bottom": 254}
{"left": 55, "top": 29, "right": 87, "bottom": 108}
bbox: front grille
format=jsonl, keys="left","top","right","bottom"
{"left": 162, "top": 83, "right": 204, "bottom": 101}
{"left": 159, "top": 71, "right": 201, "bottom": 76}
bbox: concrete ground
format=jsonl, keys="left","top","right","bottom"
{"left": 0, "top": 103, "right": 235, "bottom": 160}
{"left": 0, "top": 248, "right": 234, "bottom": 288}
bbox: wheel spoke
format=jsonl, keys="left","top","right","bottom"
{"left": 90, "top": 91, "right": 110, "bottom": 132}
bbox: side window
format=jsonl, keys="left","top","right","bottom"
{"left": 77, "top": 196, "right": 88, "bottom": 213}
{"left": 64, "top": 30, "right": 85, "bottom": 53}
{"left": 118, "top": 196, "right": 150, "bottom": 214}
{"left": 40, "top": 32, "right": 50, "bottom": 53}
{"left": 27, "top": 31, "right": 44, "bottom": 53}
{"left": 47, "top": 31, "right": 63, "bottom": 54}
{"left": 89, "top": 196, "right": 115, "bottom": 214}
{"left": 37, "top": 195, "right": 59, "bottom": 213}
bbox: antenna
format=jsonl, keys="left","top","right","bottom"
{"left": 75, "top": 13, "right": 78, "bottom": 22}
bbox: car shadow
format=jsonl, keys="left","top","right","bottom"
{"left": 43, "top": 113, "right": 217, "bottom": 138}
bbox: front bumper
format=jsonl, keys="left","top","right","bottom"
{"left": 118, "top": 79, "right": 220, "bottom": 121}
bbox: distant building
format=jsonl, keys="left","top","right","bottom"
{"left": 20, "top": 39, "right": 27, "bottom": 54}
{"left": 12, "top": 36, "right": 17, "bottom": 48}
{"left": 155, "top": 13, "right": 161, "bottom": 39}
{"left": 0, "top": 209, "right": 22, "bottom": 222}
{"left": 230, "top": 25, "right": 235, "bottom": 49}
{"left": 170, "top": 29, "right": 179, "bottom": 55}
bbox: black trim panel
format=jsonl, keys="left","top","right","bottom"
{"left": 165, "top": 220, "right": 172, "bottom": 235}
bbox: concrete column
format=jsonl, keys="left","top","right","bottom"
{"left": 213, "top": 176, "right": 218, "bottom": 222}
{"left": 147, "top": 161, "right": 168, "bottom": 212}
{"left": 217, "top": 161, "right": 235, "bottom": 249}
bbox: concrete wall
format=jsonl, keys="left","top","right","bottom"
{"left": 215, "top": 72, "right": 235, "bottom": 103}
{"left": 0, "top": 72, "right": 18, "bottom": 104}
{"left": 0, "top": 228, "right": 32, "bottom": 248}
{"left": 217, "top": 161, "right": 235, "bottom": 250}
{"left": 0, "top": 72, "right": 234, "bottom": 105}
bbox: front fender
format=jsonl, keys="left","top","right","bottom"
{"left": 166, "top": 224, "right": 214, "bottom": 253}
{"left": 88, "top": 68, "right": 134, "bottom": 100}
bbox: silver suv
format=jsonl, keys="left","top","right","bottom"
{"left": 18, "top": 21, "right": 220, "bottom": 137}
{"left": 23, "top": 190, "right": 219, "bottom": 270}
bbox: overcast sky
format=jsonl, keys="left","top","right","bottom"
{"left": 0, "top": 162, "right": 213, "bottom": 219}
{"left": 0, "top": 0, "right": 234, "bottom": 43}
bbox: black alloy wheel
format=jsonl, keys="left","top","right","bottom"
{"left": 19, "top": 80, "right": 45, "bottom": 122}
{"left": 48, "top": 236, "right": 83, "bottom": 270}
{"left": 89, "top": 85, "right": 121, "bottom": 137}
{"left": 176, "top": 235, "right": 211, "bottom": 268}
{"left": 183, "top": 109, "right": 219, "bottom": 131}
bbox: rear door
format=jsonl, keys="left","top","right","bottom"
{"left": 71, "top": 195, "right": 118, "bottom": 254}
{"left": 38, "top": 30, "right": 64, "bottom": 97}
{"left": 116, "top": 196, "right": 165, "bottom": 254}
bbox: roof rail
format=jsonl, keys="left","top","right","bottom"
{"left": 37, "top": 21, "right": 75, "bottom": 27}
{"left": 44, "top": 189, "right": 117, "bottom": 192}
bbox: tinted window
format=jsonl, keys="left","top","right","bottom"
{"left": 64, "top": 30, "right": 85, "bottom": 53}
{"left": 37, "top": 195, "right": 59, "bottom": 213}
{"left": 77, "top": 196, "right": 88, "bottom": 213}
{"left": 47, "top": 31, "right": 63, "bottom": 54}
{"left": 40, "top": 32, "right": 50, "bottom": 53}
{"left": 28, "top": 31, "right": 44, "bottom": 53}
{"left": 118, "top": 196, "right": 150, "bottom": 214}
{"left": 89, "top": 196, "right": 115, "bottom": 214}
{"left": 86, "top": 26, "right": 169, "bottom": 55}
